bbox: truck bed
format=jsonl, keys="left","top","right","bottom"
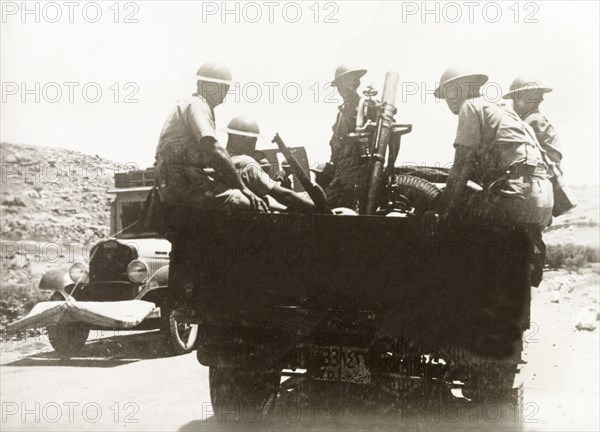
{"left": 177, "top": 213, "right": 531, "bottom": 359}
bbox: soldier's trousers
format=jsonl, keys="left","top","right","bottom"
{"left": 463, "top": 176, "right": 554, "bottom": 230}
{"left": 461, "top": 176, "right": 553, "bottom": 287}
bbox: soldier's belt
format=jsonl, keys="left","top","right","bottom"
{"left": 506, "top": 162, "right": 547, "bottom": 179}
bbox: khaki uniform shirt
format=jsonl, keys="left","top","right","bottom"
{"left": 453, "top": 98, "right": 553, "bottom": 228}
{"left": 454, "top": 98, "right": 544, "bottom": 187}
{"left": 155, "top": 94, "right": 229, "bottom": 206}
{"left": 522, "top": 109, "right": 563, "bottom": 167}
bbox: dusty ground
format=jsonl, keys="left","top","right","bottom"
{"left": 0, "top": 268, "right": 598, "bottom": 432}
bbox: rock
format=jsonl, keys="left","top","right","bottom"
{"left": 575, "top": 311, "right": 598, "bottom": 331}
{"left": 4, "top": 153, "right": 18, "bottom": 163}
{"left": 550, "top": 291, "right": 560, "bottom": 303}
{"left": 2, "top": 196, "right": 26, "bottom": 207}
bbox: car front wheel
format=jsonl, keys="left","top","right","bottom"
{"left": 47, "top": 322, "right": 90, "bottom": 357}
{"left": 162, "top": 309, "right": 198, "bottom": 355}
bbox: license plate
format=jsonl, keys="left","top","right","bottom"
{"left": 311, "top": 345, "right": 371, "bottom": 384}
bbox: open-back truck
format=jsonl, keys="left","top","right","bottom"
{"left": 172, "top": 72, "right": 534, "bottom": 412}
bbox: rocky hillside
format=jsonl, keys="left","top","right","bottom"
{"left": 0, "top": 142, "right": 124, "bottom": 245}
{"left": 0, "top": 142, "right": 130, "bottom": 330}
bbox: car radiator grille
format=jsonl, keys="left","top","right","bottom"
{"left": 89, "top": 240, "right": 137, "bottom": 282}
{"left": 145, "top": 258, "right": 169, "bottom": 277}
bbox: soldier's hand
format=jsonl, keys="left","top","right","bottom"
{"left": 422, "top": 210, "right": 440, "bottom": 238}
{"left": 241, "top": 188, "right": 269, "bottom": 213}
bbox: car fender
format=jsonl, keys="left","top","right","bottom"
{"left": 136, "top": 264, "right": 169, "bottom": 300}
{"left": 39, "top": 268, "right": 74, "bottom": 293}
{"left": 149, "top": 264, "right": 169, "bottom": 288}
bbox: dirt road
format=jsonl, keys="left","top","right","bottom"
{"left": 1, "top": 269, "right": 598, "bottom": 432}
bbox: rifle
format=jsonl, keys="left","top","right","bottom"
{"left": 271, "top": 133, "right": 333, "bottom": 214}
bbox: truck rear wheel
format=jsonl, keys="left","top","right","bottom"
{"left": 461, "top": 360, "right": 522, "bottom": 404}
{"left": 47, "top": 322, "right": 89, "bottom": 357}
{"left": 209, "top": 366, "right": 280, "bottom": 420}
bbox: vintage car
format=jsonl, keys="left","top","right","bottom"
{"left": 32, "top": 169, "right": 198, "bottom": 356}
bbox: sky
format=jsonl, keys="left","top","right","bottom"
{"left": 1, "top": 0, "right": 599, "bottom": 184}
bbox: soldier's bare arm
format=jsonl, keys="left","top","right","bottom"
{"left": 269, "top": 184, "right": 317, "bottom": 213}
{"left": 437, "top": 145, "right": 476, "bottom": 217}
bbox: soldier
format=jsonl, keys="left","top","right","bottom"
{"left": 273, "top": 162, "right": 293, "bottom": 190}
{"left": 324, "top": 64, "right": 368, "bottom": 209}
{"left": 154, "top": 62, "right": 268, "bottom": 221}
{"left": 154, "top": 63, "right": 267, "bottom": 311}
{"left": 503, "top": 77, "right": 562, "bottom": 168}
{"left": 225, "top": 116, "right": 316, "bottom": 213}
{"left": 422, "top": 67, "right": 554, "bottom": 237}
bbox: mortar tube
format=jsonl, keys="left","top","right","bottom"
{"left": 360, "top": 72, "right": 400, "bottom": 215}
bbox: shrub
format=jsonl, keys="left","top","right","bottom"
{"left": 0, "top": 283, "right": 47, "bottom": 329}
{"left": 546, "top": 243, "right": 600, "bottom": 270}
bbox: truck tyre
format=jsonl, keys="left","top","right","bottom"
{"left": 390, "top": 175, "right": 441, "bottom": 217}
{"left": 161, "top": 309, "right": 198, "bottom": 355}
{"left": 209, "top": 366, "right": 280, "bottom": 420}
{"left": 47, "top": 322, "right": 89, "bottom": 357}
{"left": 446, "top": 332, "right": 524, "bottom": 406}
{"left": 462, "top": 360, "right": 522, "bottom": 405}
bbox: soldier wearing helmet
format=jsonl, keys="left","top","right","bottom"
{"left": 154, "top": 63, "right": 267, "bottom": 312}
{"left": 503, "top": 77, "right": 563, "bottom": 168}
{"left": 422, "top": 66, "right": 554, "bottom": 237}
{"left": 154, "top": 62, "right": 268, "bottom": 218}
{"left": 225, "top": 116, "right": 316, "bottom": 213}
{"left": 324, "top": 64, "right": 368, "bottom": 209}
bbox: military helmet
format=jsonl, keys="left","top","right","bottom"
{"left": 434, "top": 66, "right": 488, "bottom": 99}
{"left": 252, "top": 150, "right": 272, "bottom": 173}
{"left": 252, "top": 150, "right": 271, "bottom": 167}
{"left": 503, "top": 76, "right": 553, "bottom": 99}
{"left": 331, "top": 64, "right": 367, "bottom": 87}
{"left": 196, "top": 62, "right": 233, "bottom": 86}
{"left": 224, "top": 116, "right": 261, "bottom": 138}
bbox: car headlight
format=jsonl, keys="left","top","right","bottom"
{"left": 69, "top": 262, "right": 89, "bottom": 284}
{"left": 127, "top": 260, "right": 149, "bottom": 283}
